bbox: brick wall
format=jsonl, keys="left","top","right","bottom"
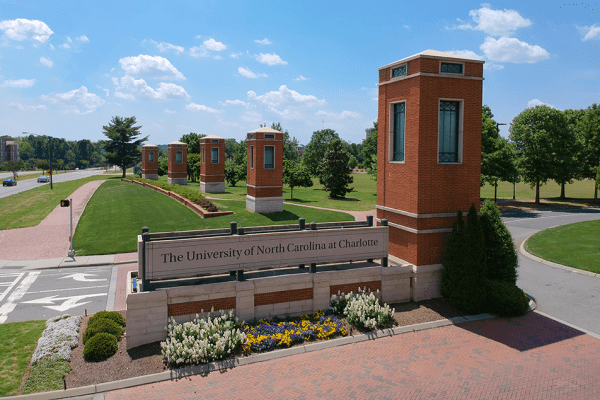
{"left": 246, "top": 131, "right": 283, "bottom": 197}
{"left": 330, "top": 280, "right": 381, "bottom": 296}
{"left": 168, "top": 142, "right": 187, "bottom": 178}
{"left": 254, "top": 288, "right": 313, "bottom": 306}
{"left": 141, "top": 147, "right": 158, "bottom": 175}
{"left": 168, "top": 297, "right": 236, "bottom": 316}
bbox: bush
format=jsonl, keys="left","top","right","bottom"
{"left": 83, "top": 318, "right": 123, "bottom": 344}
{"left": 486, "top": 280, "right": 529, "bottom": 317}
{"left": 480, "top": 200, "right": 518, "bottom": 284}
{"left": 441, "top": 204, "right": 488, "bottom": 315}
{"left": 83, "top": 332, "right": 118, "bottom": 361}
{"left": 128, "top": 177, "right": 205, "bottom": 203}
{"left": 88, "top": 311, "right": 126, "bottom": 327}
{"left": 330, "top": 288, "right": 395, "bottom": 330}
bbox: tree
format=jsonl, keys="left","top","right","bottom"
{"left": 575, "top": 104, "right": 600, "bottom": 202}
{"left": 180, "top": 132, "right": 205, "bottom": 154}
{"left": 283, "top": 160, "right": 313, "bottom": 199}
{"left": 102, "top": 116, "right": 147, "bottom": 178}
{"left": 4, "top": 160, "right": 25, "bottom": 180}
{"left": 303, "top": 129, "right": 339, "bottom": 179}
{"left": 509, "top": 106, "right": 569, "bottom": 204}
{"left": 348, "top": 154, "right": 358, "bottom": 169}
{"left": 362, "top": 122, "right": 377, "bottom": 180}
{"left": 264, "top": 122, "right": 301, "bottom": 161}
{"left": 320, "top": 137, "right": 354, "bottom": 198}
{"left": 224, "top": 160, "right": 241, "bottom": 187}
{"left": 158, "top": 156, "right": 168, "bottom": 176}
{"left": 480, "top": 200, "right": 518, "bottom": 284}
{"left": 187, "top": 153, "right": 201, "bottom": 182}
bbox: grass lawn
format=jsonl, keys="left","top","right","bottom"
{"left": 480, "top": 179, "right": 598, "bottom": 203}
{"left": 74, "top": 180, "right": 353, "bottom": 255}
{"left": 0, "top": 320, "right": 45, "bottom": 397}
{"left": 0, "top": 175, "right": 110, "bottom": 230}
{"left": 525, "top": 220, "right": 600, "bottom": 274}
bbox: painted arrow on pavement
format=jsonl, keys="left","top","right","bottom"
{"left": 22, "top": 293, "right": 107, "bottom": 312}
{"left": 58, "top": 273, "right": 106, "bottom": 282}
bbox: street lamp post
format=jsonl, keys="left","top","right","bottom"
{"left": 495, "top": 123, "right": 508, "bottom": 202}
{"left": 23, "top": 132, "right": 53, "bottom": 190}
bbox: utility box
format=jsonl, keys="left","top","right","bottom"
{"left": 246, "top": 127, "right": 283, "bottom": 213}
{"left": 167, "top": 141, "right": 187, "bottom": 185}
{"left": 200, "top": 135, "right": 225, "bottom": 193}
{"left": 376, "top": 50, "right": 484, "bottom": 267}
{"left": 141, "top": 144, "right": 159, "bottom": 180}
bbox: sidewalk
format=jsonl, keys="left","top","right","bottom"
{"left": 0, "top": 252, "right": 138, "bottom": 270}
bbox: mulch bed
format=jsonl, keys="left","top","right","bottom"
{"left": 64, "top": 298, "right": 462, "bottom": 389}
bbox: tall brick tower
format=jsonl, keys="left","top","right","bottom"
{"left": 200, "top": 135, "right": 225, "bottom": 193}
{"left": 141, "top": 144, "right": 159, "bottom": 180}
{"left": 167, "top": 141, "right": 187, "bottom": 185}
{"left": 246, "top": 127, "right": 283, "bottom": 213}
{"left": 376, "top": 50, "right": 483, "bottom": 282}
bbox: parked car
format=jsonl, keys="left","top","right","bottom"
{"left": 37, "top": 175, "right": 49, "bottom": 183}
{"left": 3, "top": 178, "right": 17, "bottom": 186}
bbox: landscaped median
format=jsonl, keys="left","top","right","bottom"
{"left": 121, "top": 178, "right": 233, "bottom": 218}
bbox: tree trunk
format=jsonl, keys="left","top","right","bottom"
{"left": 560, "top": 183, "right": 565, "bottom": 200}
{"left": 291, "top": 187, "right": 294, "bottom": 200}
{"left": 536, "top": 180, "right": 540, "bottom": 204}
{"left": 122, "top": 166, "right": 126, "bottom": 178}
{"left": 594, "top": 184, "right": 598, "bottom": 204}
{"left": 494, "top": 181, "right": 498, "bottom": 203}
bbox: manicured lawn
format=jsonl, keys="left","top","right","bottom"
{"left": 0, "top": 320, "right": 46, "bottom": 397}
{"left": 0, "top": 175, "right": 110, "bottom": 230}
{"left": 480, "top": 179, "right": 598, "bottom": 202}
{"left": 525, "top": 220, "right": 600, "bottom": 274}
{"left": 74, "top": 180, "right": 353, "bottom": 255}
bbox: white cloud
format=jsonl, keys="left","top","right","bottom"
{"left": 403, "top": 25, "right": 410, "bottom": 29}
{"left": 528, "top": 99, "right": 555, "bottom": 109}
{"left": 294, "top": 75, "right": 309, "bottom": 81}
{"left": 229, "top": 52, "right": 243, "bottom": 59}
{"left": 8, "top": 102, "right": 47, "bottom": 110}
{"left": 217, "top": 118, "right": 242, "bottom": 129}
{"left": 49, "top": 43, "right": 54, "bottom": 50}
{"left": 484, "top": 62, "right": 504, "bottom": 70}
{"left": 577, "top": 24, "right": 600, "bottom": 41}
{"left": 151, "top": 40, "right": 184, "bottom": 53}
{"left": 203, "top": 38, "right": 226, "bottom": 51}
{"left": 185, "top": 103, "right": 221, "bottom": 113}
{"left": 316, "top": 110, "right": 361, "bottom": 120}
{"left": 41, "top": 86, "right": 105, "bottom": 114}
{"left": 164, "top": 109, "right": 176, "bottom": 114}
{"left": 66, "top": 36, "right": 72, "bottom": 43}
{"left": 77, "top": 35, "right": 89, "bottom": 42}
{"left": 256, "top": 53, "right": 288, "bottom": 66}
{"left": 60, "top": 43, "right": 71, "bottom": 49}
{"left": 0, "top": 66, "right": 2, "bottom": 79}
{"left": 190, "top": 46, "right": 209, "bottom": 58}
{"left": 480, "top": 36, "right": 549, "bottom": 63}
{"left": 40, "top": 56, "right": 53, "bottom": 68}
{"left": 119, "top": 54, "right": 185, "bottom": 80}
{"left": 446, "top": 49, "right": 485, "bottom": 60}
{"left": 238, "top": 67, "right": 267, "bottom": 79}
{"left": 255, "top": 38, "right": 272, "bottom": 44}
{"left": 241, "top": 110, "right": 262, "bottom": 123}
{"left": 455, "top": 6, "right": 531, "bottom": 36}
{"left": 2, "top": 78, "right": 36, "bottom": 88}
{"left": 220, "top": 99, "right": 248, "bottom": 106}
{"left": 113, "top": 75, "right": 190, "bottom": 100}
{"left": 214, "top": 55, "right": 222, "bottom": 60}
{"left": 194, "top": 35, "right": 202, "bottom": 39}
{"left": 247, "top": 85, "right": 325, "bottom": 107}
{"left": 0, "top": 18, "right": 53, "bottom": 43}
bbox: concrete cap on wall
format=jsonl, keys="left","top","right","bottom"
{"left": 142, "top": 144, "right": 157, "bottom": 147}
{"left": 168, "top": 141, "right": 187, "bottom": 146}
{"left": 247, "top": 127, "right": 281, "bottom": 134}
{"left": 379, "top": 49, "right": 485, "bottom": 70}
{"left": 204, "top": 134, "right": 224, "bottom": 139}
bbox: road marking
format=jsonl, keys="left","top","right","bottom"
{"left": 0, "top": 271, "right": 40, "bottom": 324}
{"left": 26, "top": 285, "right": 109, "bottom": 295}
{"left": 58, "top": 272, "right": 106, "bottom": 282}
{"left": 22, "top": 293, "right": 107, "bottom": 312}
{"left": 0, "top": 273, "right": 24, "bottom": 302}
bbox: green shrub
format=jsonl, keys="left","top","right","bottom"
{"left": 441, "top": 204, "right": 488, "bottom": 315}
{"left": 128, "top": 177, "right": 205, "bottom": 203}
{"left": 83, "top": 332, "right": 118, "bottom": 361}
{"left": 486, "top": 280, "right": 529, "bottom": 317}
{"left": 83, "top": 318, "right": 123, "bottom": 344}
{"left": 480, "top": 199, "right": 518, "bottom": 284}
{"left": 88, "top": 311, "right": 126, "bottom": 327}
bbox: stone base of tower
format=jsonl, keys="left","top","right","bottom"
{"left": 246, "top": 195, "right": 283, "bottom": 213}
{"left": 142, "top": 173, "right": 158, "bottom": 180}
{"left": 200, "top": 181, "right": 225, "bottom": 193}
{"left": 168, "top": 177, "right": 187, "bottom": 185}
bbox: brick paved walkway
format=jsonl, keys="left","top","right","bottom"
{"left": 0, "top": 180, "right": 105, "bottom": 260}
{"left": 107, "top": 312, "right": 600, "bottom": 399}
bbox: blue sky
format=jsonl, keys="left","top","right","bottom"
{"left": 0, "top": 1, "right": 598, "bottom": 146}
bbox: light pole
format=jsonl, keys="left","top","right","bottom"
{"left": 23, "top": 132, "right": 53, "bottom": 190}
{"left": 495, "top": 123, "right": 508, "bottom": 202}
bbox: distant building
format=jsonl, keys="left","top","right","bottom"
{"left": 365, "top": 128, "right": 375, "bottom": 139}
{"left": 296, "top": 145, "right": 305, "bottom": 157}
{"left": 0, "top": 137, "right": 19, "bottom": 164}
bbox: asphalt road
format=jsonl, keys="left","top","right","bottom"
{"left": 0, "top": 168, "right": 105, "bottom": 199}
{"left": 503, "top": 208, "right": 600, "bottom": 335}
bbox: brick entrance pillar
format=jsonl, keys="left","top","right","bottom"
{"left": 200, "top": 135, "right": 225, "bottom": 193}
{"left": 246, "top": 127, "right": 283, "bottom": 213}
{"left": 167, "top": 141, "right": 187, "bottom": 185}
{"left": 141, "top": 144, "right": 158, "bottom": 180}
{"left": 376, "top": 50, "right": 483, "bottom": 271}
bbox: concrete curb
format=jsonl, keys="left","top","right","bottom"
{"left": 24, "top": 260, "right": 136, "bottom": 271}
{"left": 4, "top": 311, "right": 506, "bottom": 400}
{"left": 519, "top": 234, "right": 599, "bottom": 279}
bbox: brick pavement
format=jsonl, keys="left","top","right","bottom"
{"left": 106, "top": 311, "right": 600, "bottom": 399}
{"left": 0, "top": 180, "right": 105, "bottom": 260}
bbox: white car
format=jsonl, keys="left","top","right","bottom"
{"left": 37, "top": 175, "right": 49, "bottom": 183}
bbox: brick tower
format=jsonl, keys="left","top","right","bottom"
{"left": 167, "top": 141, "right": 187, "bottom": 185}
{"left": 141, "top": 144, "right": 159, "bottom": 180}
{"left": 200, "top": 135, "right": 225, "bottom": 193}
{"left": 246, "top": 127, "right": 283, "bottom": 213}
{"left": 376, "top": 50, "right": 483, "bottom": 294}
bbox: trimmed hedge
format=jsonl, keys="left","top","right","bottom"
{"left": 486, "top": 280, "right": 529, "bottom": 317}
{"left": 88, "top": 311, "right": 126, "bottom": 327}
{"left": 83, "top": 333, "right": 118, "bottom": 361}
{"left": 128, "top": 177, "right": 205, "bottom": 203}
{"left": 480, "top": 200, "right": 518, "bottom": 284}
{"left": 83, "top": 318, "right": 123, "bottom": 345}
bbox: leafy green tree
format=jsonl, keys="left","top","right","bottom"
{"left": 283, "top": 160, "right": 313, "bottom": 199}
{"left": 362, "top": 122, "right": 377, "bottom": 180}
{"left": 18, "top": 141, "right": 35, "bottom": 161}
{"left": 509, "top": 106, "right": 569, "bottom": 203}
{"left": 348, "top": 154, "right": 358, "bottom": 169}
{"left": 157, "top": 156, "right": 167, "bottom": 176}
{"left": 263, "top": 122, "right": 301, "bottom": 161}
{"left": 303, "top": 128, "right": 339, "bottom": 179}
{"left": 180, "top": 132, "right": 205, "bottom": 154}
{"left": 320, "top": 137, "right": 354, "bottom": 198}
{"left": 482, "top": 138, "right": 519, "bottom": 202}
{"left": 575, "top": 104, "right": 600, "bottom": 202}
{"left": 224, "top": 160, "right": 240, "bottom": 186}
{"left": 187, "top": 153, "right": 201, "bottom": 182}
{"left": 4, "top": 160, "right": 25, "bottom": 179}
{"left": 224, "top": 138, "right": 238, "bottom": 160}
{"left": 480, "top": 200, "right": 518, "bottom": 284}
{"left": 102, "top": 116, "right": 147, "bottom": 178}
